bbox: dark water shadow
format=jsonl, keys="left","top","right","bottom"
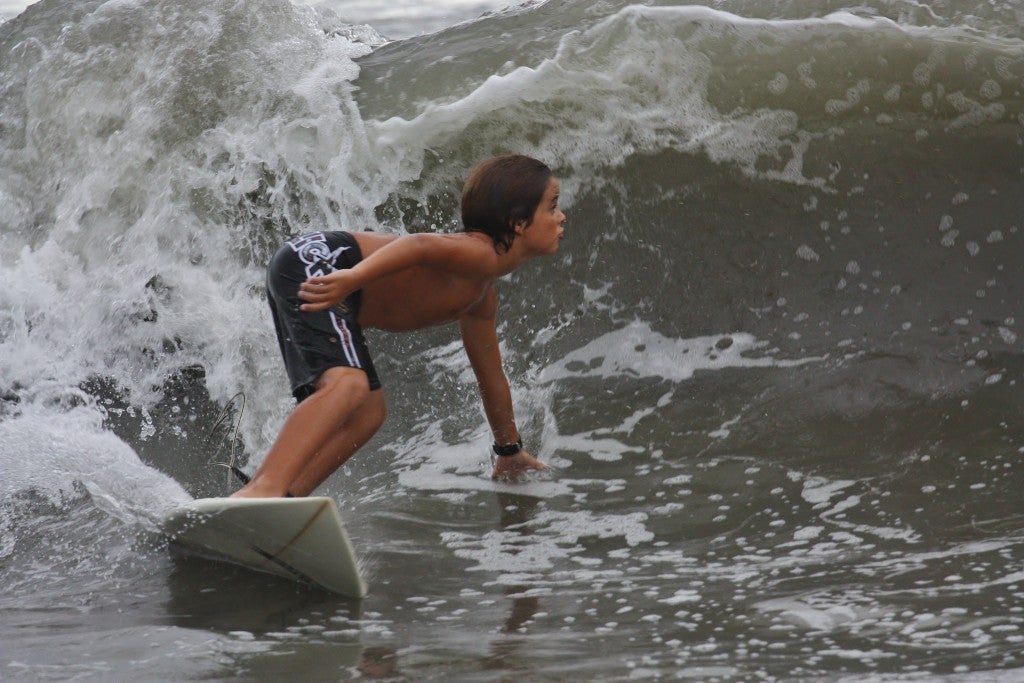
{"left": 161, "top": 553, "right": 372, "bottom": 678}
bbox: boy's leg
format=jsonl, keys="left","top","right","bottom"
{"left": 288, "top": 389, "right": 387, "bottom": 497}
{"left": 232, "top": 366, "right": 370, "bottom": 498}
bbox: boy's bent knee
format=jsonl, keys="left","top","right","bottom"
{"left": 313, "top": 367, "right": 371, "bottom": 401}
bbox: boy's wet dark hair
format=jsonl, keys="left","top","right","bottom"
{"left": 461, "top": 154, "right": 553, "bottom": 253}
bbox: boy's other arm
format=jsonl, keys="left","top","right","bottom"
{"left": 459, "top": 287, "right": 546, "bottom": 480}
{"left": 299, "top": 233, "right": 496, "bottom": 312}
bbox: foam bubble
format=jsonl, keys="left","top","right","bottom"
{"left": 797, "top": 244, "right": 820, "bottom": 261}
{"left": 767, "top": 72, "right": 789, "bottom": 95}
{"left": 662, "top": 589, "right": 701, "bottom": 605}
{"left": 824, "top": 79, "right": 870, "bottom": 116}
{"left": 979, "top": 79, "right": 1002, "bottom": 100}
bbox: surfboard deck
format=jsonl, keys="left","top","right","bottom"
{"left": 163, "top": 496, "right": 366, "bottom": 598}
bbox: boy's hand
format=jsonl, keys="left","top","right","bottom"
{"left": 298, "top": 270, "right": 356, "bottom": 312}
{"left": 491, "top": 450, "right": 546, "bottom": 481}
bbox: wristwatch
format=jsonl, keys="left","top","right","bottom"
{"left": 492, "top": 437, "right": 523, "bottom": 457}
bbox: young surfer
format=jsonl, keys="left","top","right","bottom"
{"left": 233, "top": 155, "right": 564, "bottom": 498}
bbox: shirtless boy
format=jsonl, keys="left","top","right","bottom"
{"left": 233, "top": 155, "right": 564, "bottom": 498}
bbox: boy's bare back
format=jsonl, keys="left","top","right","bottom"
{"left": 351, "top": 231, "right": 499, "bottom": 332}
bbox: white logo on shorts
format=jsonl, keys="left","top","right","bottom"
{"left": 287, "top": 233, "right": 350, "bottom": 279}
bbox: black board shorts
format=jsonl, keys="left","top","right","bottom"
{"left": 267, "top": 231, "right": 381, "bottom": 401}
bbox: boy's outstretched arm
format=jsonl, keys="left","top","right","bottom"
{"left": 459, "top": 287, "right": 546, "bottom": 480}
{"left": 299, "top": 233, "right": 495, "bottom": 312}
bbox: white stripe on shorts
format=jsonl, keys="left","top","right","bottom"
{"left": 328, "top": 310, "right": 361, "bottom": 368}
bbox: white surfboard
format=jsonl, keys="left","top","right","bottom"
{"left": 164, "top": 497, "right": 366, "bottom": 597}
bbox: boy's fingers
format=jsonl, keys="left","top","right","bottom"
{"left": 299, "top": 301, "right": 328, "bottom": 312}
{"left": 298, "top": 287, "right": 336, "bottom": 301}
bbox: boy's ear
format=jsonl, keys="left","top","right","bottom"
{"left": 513, "top": 220, "right": 527, "bottom": 234}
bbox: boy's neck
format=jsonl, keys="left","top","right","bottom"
{"left": 495, "top": 242, "right": 537, "bottom": 277}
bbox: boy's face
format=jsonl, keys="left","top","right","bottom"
{"left": 518, "top": 177, "right": 565, "bottom": 255}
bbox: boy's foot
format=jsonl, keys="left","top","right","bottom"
{"left": 227, "top": 467, "right": 294, "bottom": 498}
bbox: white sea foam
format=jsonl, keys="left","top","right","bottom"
{"left": 661, "top": 589, "right": 701, "bottom": 605}
{"left": 800, "top": 477, "right": 857, "bottom": 506}
{"left": 397, "top": 322, "right": 820, "bottom": 472}
{"left": 367, "top": 5, "right": 854, "bottom": 191}
{"left": 0, "top": 404, "right": 190, "bottom": 540}
{"left": 440, "top": 508, "right": 653, "bottom": 576}
{"left": 794, "top": 473, "right": 921, "bottom": 544}
{"left": 756, "top": 597, "right": 867, "bottom": 631}
{"left": 1, "top": 1, "right": 380, "bottom": 461}
{"left": 539, "top": 321, "right": 816, "bottom": 384}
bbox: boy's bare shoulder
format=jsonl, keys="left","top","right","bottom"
{"left": 431, "top": 231, "right": 495, "bottom": 250}
{"left": 354, "top": 230, "right": 492, "bottom": 255}
{"left": 416, "top": 231, "right": 500, "bottom": 276}
{"left": 437, "top": 232, "right": 501, "bottom": 277}
{"left": 353, "top": 230, "right": 500, "bottom": 280}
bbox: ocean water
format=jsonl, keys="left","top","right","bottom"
{"left": 2, "top": 0, "right": 1023, "bottom": 680}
